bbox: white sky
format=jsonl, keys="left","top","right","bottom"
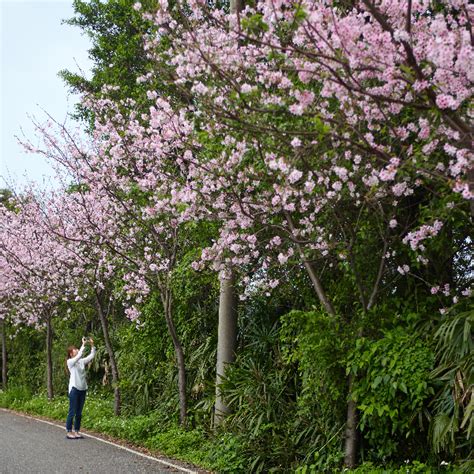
{"left": 0, "top": 0, "right": 92, "bottom": 189}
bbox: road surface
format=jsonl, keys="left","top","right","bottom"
{"left": 0, "top": 409, "right": 198, "bottom": 474}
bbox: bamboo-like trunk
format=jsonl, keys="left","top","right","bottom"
{"left": 214, "top": 269, "right": 238, "bottom": 427}
{"left": 46, "top": 314, "right": 54, "bottom": 400}
{"left": 212, "top": 0, "right": 244, "bottom": 431}
{"left": 95, "top": 291, "right": 121, "bottom": 416}
{"left": 1, "top": 318, "right": 7, "bottom": 390}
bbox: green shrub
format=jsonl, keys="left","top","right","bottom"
{"left": 0, "top": 385, "right": 32, "bottom": 407}
{"left": 347, "top": 327, "right": 435, "bottom": 461}
{"left": 429, "top": 309, "right": 473, "bottom": 460}
{"left": 344, "top": 460, "right": 460, "bottom": 473}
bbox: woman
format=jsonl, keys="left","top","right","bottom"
{"left": 65, "top": 337, "right": 96, "bottom": 439}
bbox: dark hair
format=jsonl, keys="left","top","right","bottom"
{"left": 64, "top": 346, "right": 77, "bottom": 375}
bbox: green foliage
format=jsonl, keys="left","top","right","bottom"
{"left": 429, "top": 308, "right": 473, "bottom": 460}
{"left": 218, "top": 319, "right": 300, "bottom": 472}
{"left": 278, "top": 310, "right": 349, "bottom": 471}
{"left": 214, "top": 303, "right": 347, "bottom": 472}
{"left": 348, "top": 327, "right": 435, "bottom": 460}
{"left": 146, "top": 427, "right": 214, "bottom": 467}
{"left": 0, "top": 385, "right": 32, "bottom": 407}
{"left": 6, "top": 324, "right": 44, "bottom": 393}
{"left": 115, "top": 298, "right": 176, "bottom": 416}
{"left": 241, "top": 13, "right": 269, "bottom": 36}
{"left": 60, "top": 0, "right": 156, "bottom": 121}
{"left": 341, "top": 460, "right": 460, "bottom": 473}
{"left": 280, "top": 310, "right": 349, "bottom": 423}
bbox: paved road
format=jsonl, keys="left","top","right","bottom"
{"left": 0, "top": 409, "right": 194, "bottom": 474}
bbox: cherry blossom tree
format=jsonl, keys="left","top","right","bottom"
{"left": 38, "top": 189, "right": 125, "bottom": 415}
{"left": 137, "top": 0, "right": 473, "bottom": 464}
{"left": 0, "top": 256, "right": 12, "bottom": 390}
{"left": 6, "top": 0, "right": 470, "bottom": 463}
{"left": 0, "top": 194, "right": 83, "bottom": 400}
{"left": 22, "top": 95, "right": 199, "bottom": 425}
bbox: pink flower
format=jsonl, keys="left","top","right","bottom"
{"left": 291, "top": 137, "right": 302, "bottom": 148}
{"left": 271, "top": 236, "right": 282, "bottom": 246}
{"left": 241, "top": 83, "right": 253, "bottom": 94}
{"left": 125, "top": 307, "right": 140, "bottom": 322}
{"left": 392, "top": 182, "right": 408, "bottom": 196}
{"left": 288, "top": 169, "right": 303, "bottom": 184}
{"left": 397, "top": 265, "right": 410, "bottom": 275}
{"left": 436, "top": 94, "right": 457, "bottom": 110}
{"left": 289, "top": 104, "right": 304, "bottom": 115}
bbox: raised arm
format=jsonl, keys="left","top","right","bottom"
{"left": 82, "top": 346, "right": 96, "bottom": 366}
{"left": 67, "top": 344, "right": 85, "bottom": 369}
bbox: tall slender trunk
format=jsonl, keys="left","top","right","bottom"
{"left": 302, "top": 255, "right": 359, "bottom": 466}
{"left": 286, "top": 211, "right": 362, "bottom": 466}
{"left": 344, "top": 374, "right": 358, "bottom": 468}
{"left": 214, "top": 269, "right": 238, "bottom": 427}
{"left": 301, "top": 259, "right": 337, "bottom": 315}
{"left": 1, "top": 318, "right": 7, "bottom": 390}
{"left": 162, "top": 291, "right": 187, "bottom": 426}
{"left": 46, "top": 313, "right": 54, "bottom": 400}
{"left": 212, "top": 0, "right": 244, "bottom": 431}
{"left": 95, "top": 291, "right": 121, "bottom": 416}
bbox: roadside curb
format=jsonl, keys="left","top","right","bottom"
{"left": 0, "top": 407, "right": 211, "bottom": 474}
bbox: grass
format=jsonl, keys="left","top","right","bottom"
{"left": 0, "top": 388, "right": 214, "bottom": 471}
{"left": 0, "top": 388, "right": 465, "bottom": 473}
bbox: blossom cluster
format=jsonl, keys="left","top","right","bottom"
{"left": 1, "top": 0, "right": 472, "bottom": 325}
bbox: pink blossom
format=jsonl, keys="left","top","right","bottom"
{"left": 288, "top": 169, "right": 303, "bottom": 184}
{"left": 291, "top": 137, "right": 302, "bottom": 148}
{"left": 436, "top": 94, "right": 457, "bottom": 110}
{"left": 397, "top": 265, "right": 410, "bottom": 275}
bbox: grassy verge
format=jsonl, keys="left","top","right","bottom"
{"left": 0, "top": 387, "right": 215, "bottom": 472}
{"left": 0, "top": 388, "right": 464, "bottom": 473}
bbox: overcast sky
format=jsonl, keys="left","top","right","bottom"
{"left": 1, "top": 0, "right": 92, "bottom": 189}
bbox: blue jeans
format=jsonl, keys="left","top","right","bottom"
{"left": 66, "top": 387, "right": 87, "bottom": 432}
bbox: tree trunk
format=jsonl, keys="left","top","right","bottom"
{"left": 230, "top": 0, "right": 244, "bottom": 12}
{"left": 212, "top": 0, "right": 244, "bottom": 431}
{"left": 286, "top": 212, "right": 362, "bottom": 465}
{"left": 95, "top": 291, "right": 121, "bottom": 416}
{"left": 46, "top": 314, "right": 54, "bottom": 400}
{"left": 302, "top": 259, "right": 359, "bottom": 467}
{"left": 214, "top": 268, "right": 238, "bottom": 427}
{"left": 162, "top": 291, "right": 187, "bottom": 427}
{"left": 344, "top": 374, "right": 358, "bottom": 468}
{"left": 285, "top": 212, "right": 336, "bottom": 316}
{"left": 1, "top": 318, "right": 7, "bottom": 390}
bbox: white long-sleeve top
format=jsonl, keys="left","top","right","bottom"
{"left": 67, "top": 344, "right": 96, "bottom": 393}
